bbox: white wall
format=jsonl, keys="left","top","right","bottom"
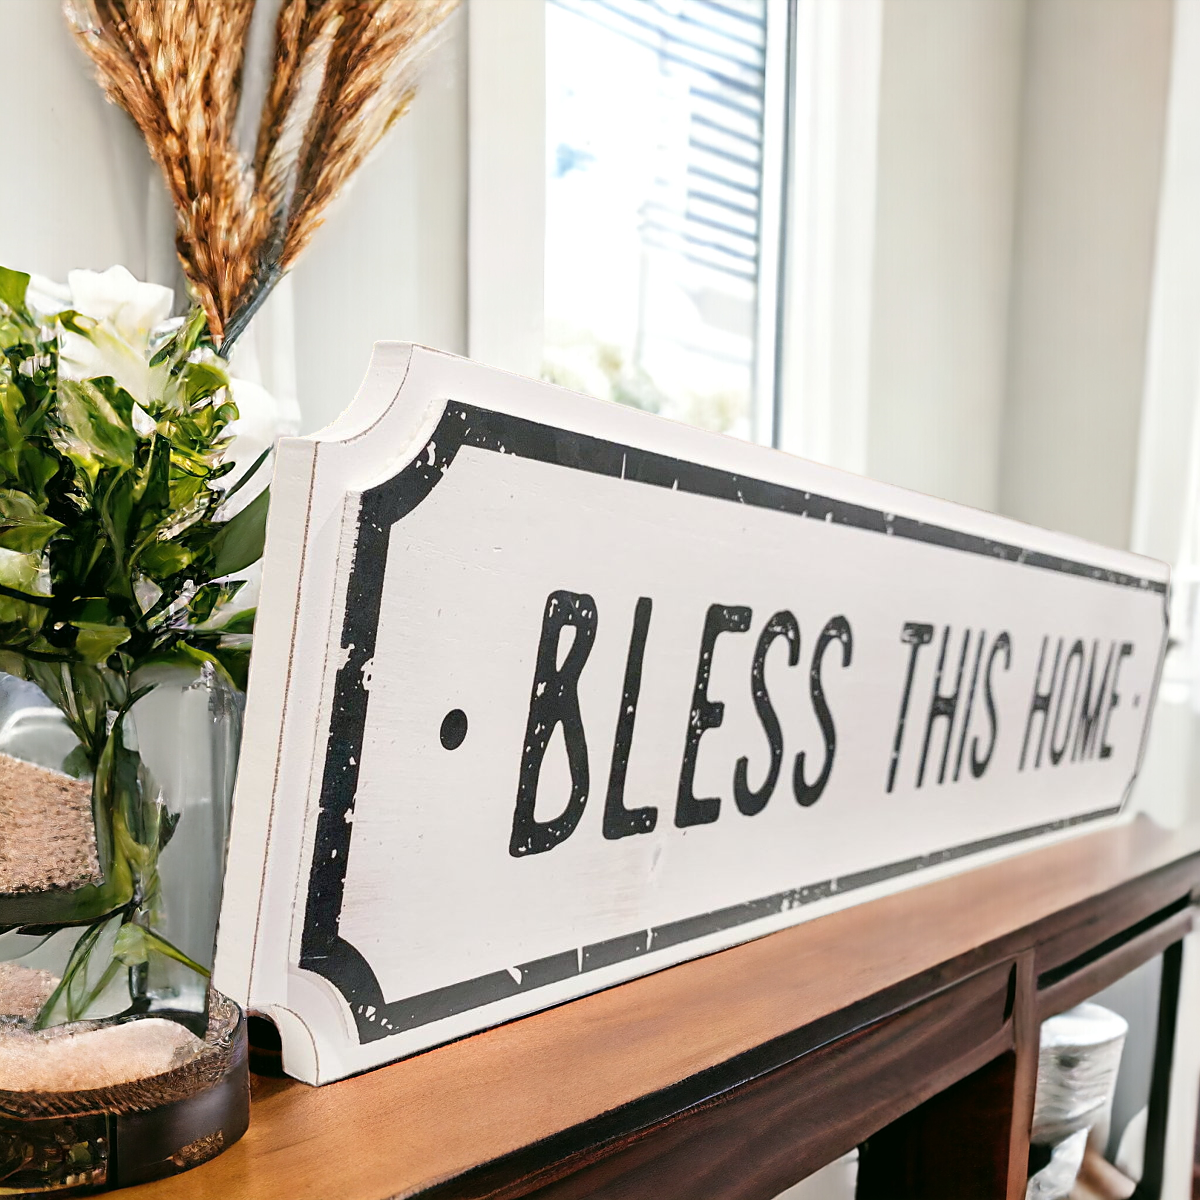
{"left": 0, "top": 0, "right": 169, "bottom": 286}
{"left": 865, "top": 0, "right": 1174, "bottom": 543}
{"left": 290, "top": 10, "right": 468, "bottom": 433}
{"left": 866, "top": 0, "right": 1026, "bottom": 512}
{"left": 1000, "top": 0, "right": 1174, "bottom": 547}
{"left": 1134, "top": 0, "right": 1200, "bottom": 570}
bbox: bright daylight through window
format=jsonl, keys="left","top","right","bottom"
{"left": 543, "top": 0, "right": 781, "bottom": 442}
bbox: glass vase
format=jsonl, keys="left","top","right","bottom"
{"left": 0, "top": 660, "right": 241, "bottom": 1030}
{"left": 0, "top": 660, "right": 248, "bottom": 1193}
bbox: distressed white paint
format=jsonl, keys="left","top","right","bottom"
{"left": 215, "top": 345, "right": 1168, "bottom": 1083}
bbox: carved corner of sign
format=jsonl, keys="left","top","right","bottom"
{"left": 315, "top": 341, "right": 419, "bottom": 445}
{"left": 297, "top": 936, "right": 389, "bottom": 1045}
{"left": 257, "top": 995, "right": 325, "bottom": 1083}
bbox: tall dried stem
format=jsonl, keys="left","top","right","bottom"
{"left": 64, "top": 0, "right": 457, "bottom": 350}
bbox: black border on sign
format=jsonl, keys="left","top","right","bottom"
{"left": 298, "top": 401, "right": 1166, "bottom": 1045}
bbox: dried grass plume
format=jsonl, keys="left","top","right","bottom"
{"left": 64, "top": 0, "right": 458, "bottom": 349}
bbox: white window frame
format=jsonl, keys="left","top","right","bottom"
{"left": 775, "top": 0, "right": 881, "bottom": 474}
{"left": 467, "top": 0, "right": 546, "bottom": 379}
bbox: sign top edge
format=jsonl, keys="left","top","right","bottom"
{"left": 296, "top": 342, "right": 1169, "bottom": 590}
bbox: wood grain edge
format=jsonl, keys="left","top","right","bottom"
{"left": 1037, "top": 906, "right": 1194, "bottom": 1019}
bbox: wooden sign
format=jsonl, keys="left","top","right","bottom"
{"left": 214, "top": 344, "right": 1168, "bottom": 1083}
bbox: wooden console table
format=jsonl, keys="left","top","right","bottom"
{"left": 119, "top": 815, "right": 1200, "bottom": 1199}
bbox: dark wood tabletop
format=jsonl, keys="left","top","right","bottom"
{"left": 119, "top": 815, "right": 1200, "bottom": 1200}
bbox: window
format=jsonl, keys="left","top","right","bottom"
{"left": 541, "top": 0, "right": 787, "bottom": 443}
{"left": 467, "top": 0, "right": 879, "bottom": 467}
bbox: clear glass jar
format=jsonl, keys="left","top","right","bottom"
{"left": 0, "top": 662, "right": 241, "bottom": 1031}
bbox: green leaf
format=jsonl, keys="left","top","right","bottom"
{"left": 0, "top": 582, "right": 50, "bottom": 608}
{"left": 0, "top": 374, "right": 26, "bottom": 454}
{"left": 187, "top": 580, "right": 244, "bottom": 624}
{"left": 0, "top": 544, "right": 50, "bottom": 634}
{"left": 74, "top": 626, "right": 130, "bottom": 664}
{"left": 55, "top": 378, "right": 137, "bottom": 474}
{"left": 62, "top": 743, "right": 90, "bottom": 780}
{"left": 210, "top": 643, "right": 251, "bottom": 691}
{"left": 111, "top": 921, "right": 150, "bottom": 965}
{"left": 149, "top": 304, "right": 207, "bottom": 368}
{"left": 131, "top": 432, "right": 170, "bottom": 508}
{"left": 70, "top": 600, "right": 132, "bottom": 662}
{"left": 209, "top": 486, "right": 269, "bottom": 577}
{"left": 216, "top": 606, "right": 255, "bottom": 635}
{"left": 68, "top": 597, "right": 118, "bottom": 627}
{"left": 158, "top": 807, "right": 180, "bottom": 851}
{"left": 179, "top": 361, "right": 228, "bottom": 407}
{"left": 0, "top": 266, "right": 29, "bottom": 312}
{"left": 139, "top": 540, "right": 193, "bottom": 578}
{"left": 0, "top": 649, "right": 28, "bottom": 679}
{"left": 113, "top": 921, "right": 210, "bottom": 976}
{"left": 222, "top": 446, "right": 271, "bottom": 502}
{"left": 0, "top": 488, "right": 63, "bottom": 553}
{"left": 99, "top": 473, "right": 135, "bottom": 578}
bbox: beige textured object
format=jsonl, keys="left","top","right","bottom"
{"left": 0, "top": 962, "right": 59, "bottom": 1021}
{"left": 0, "top": 753, "right": 99, "bottom": 893}
{"left": 0, "top": 1018, "right": 206, "bottom": 1092}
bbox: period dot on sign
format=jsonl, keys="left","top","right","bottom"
{"left": 441, "top": 708, "right": 468, "bottom": 750}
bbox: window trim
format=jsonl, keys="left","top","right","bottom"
{"left": 755, "top": 0, "right": 794, "bottom": 448}
{"left": 466, "top": 0, "right": 546, "bottom": 378}
{"left": 775, "top": 0, "right": 882, "bottom": 475}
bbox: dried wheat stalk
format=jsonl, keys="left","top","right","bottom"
{"left": 64, "top": 0, "right": 457, "bottom": 349}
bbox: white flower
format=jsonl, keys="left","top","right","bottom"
{"left": 28, "top": 267, "right": 175, "bottom": 407}
{"left": 48, "top": 266, "right": 173, "bottom": 349}
{"left": 221, "top": 378, "right": 282, "bottom": 516}
{"left": 27, "top": 266, "right": 293, "bottom": 504}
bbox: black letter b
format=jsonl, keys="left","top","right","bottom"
{"left": 510, "top": 591, "right": 597, "bottom": 856}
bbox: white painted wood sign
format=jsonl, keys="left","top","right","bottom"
{"left": 214, "top": 344, "right": 1169, "bottom": 1084}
